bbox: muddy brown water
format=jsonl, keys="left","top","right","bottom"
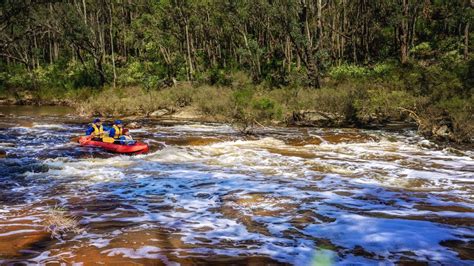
{"left": 0, "top": 105, "right": 473, "bottom": 265}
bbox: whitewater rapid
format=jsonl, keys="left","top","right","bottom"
{"left": 0, "top": 115, "right": 473, "bottom": 265}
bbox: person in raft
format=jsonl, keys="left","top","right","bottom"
{"left": 108, "top": 119, "right": 124, "bottom": 139}
{"left": 118, "top": 129, "right": 136, "bottom": 145}
{"left": 85, "top": 118, "right": 106, "bottom": 141}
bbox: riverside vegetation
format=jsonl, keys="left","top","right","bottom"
{"left": 0, "top": 0, "right": 472, "bottom": 142}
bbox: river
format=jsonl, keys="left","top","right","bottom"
{"left": 0, "top": 106, "right": 473, "bottom": 265}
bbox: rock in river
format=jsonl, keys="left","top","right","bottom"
{"left": 149, "top": 109, "right": 170, "bottom": 117}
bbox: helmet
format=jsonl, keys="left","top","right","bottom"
{"left": 114, "top": 119, "right": 123, "bottom": 125}
{"left": 93, "top": 118, "right": 101, "bottom": 123}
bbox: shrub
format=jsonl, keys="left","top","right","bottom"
{"left": 354, "top": 89, "right": 417, "bottom": 121}
{"left": 410, "top": 42, "right": 433, "bottom": 59}
{"left": 2, "top": 64, "right": 34, "bottom": 90}
{"left": 208, "top": 68, "right": 232, "bottom": 86}
{"left": 229, "top": 71, "right": 253, "bottom": 88}
{"left": 117, "top": 61, "right": 145, "bottom": 86}
{"left": 193, "top": 86, "right": 233, "bottom": 118}
{"left": 436, "top": 96, "right": 474, "bottom": 142}
{"left": 328, "top": 64, "right": 371, "bottom": 81}
{"left": 291, "top": 86, "right": 357, "bottom": 120}
{"left": 230, "top": 87, "right": 284, "bottom": 132}
{"left": 66, "top": 61, "right": 103, "bottom": 88}
{"left": 252, "top": 97, "right": 283, "bottom": 121}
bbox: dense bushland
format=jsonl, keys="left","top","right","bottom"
{"left": 8, "top": 58, "right": 463, "bottom": 142}
{"left": 0, "top": 0, "right": 472, "bottom": 142}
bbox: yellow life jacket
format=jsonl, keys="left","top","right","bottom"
{"left": 112, "top": 125, "right": 123, "bottom": 138}
{"left": 91, "top": 123, "right": 104, "bottom": 137}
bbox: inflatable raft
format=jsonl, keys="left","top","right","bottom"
{"left": 78, "top": 136, "right": 149, "bottom": 154}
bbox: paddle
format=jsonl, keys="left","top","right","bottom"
{"left": 102, "top": 137, "right": 115, "bottom": 143}
{"left": 74, "top": 134, "right": 125, "bottom": 144}
{"left": 76, "top": 135, "right": 92, "bottom": 144}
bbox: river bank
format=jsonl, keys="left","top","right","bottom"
{"left": 1, "top": 104, "right": 473, "bottom": 155}
{"left": 1, "top": 82, "right": 472, "bottom": 144}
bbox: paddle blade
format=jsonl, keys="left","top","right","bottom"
{"left": 102, "top": 137, "right": 115, "bottom": 143}
{"left": 77, "top": 135, "right": 92, "bottom": 144}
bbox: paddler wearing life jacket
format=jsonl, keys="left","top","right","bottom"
{"left": 109, "top": 119, "right": 124, "bottom": 139}
{"left": 85, "top": 118, "right": 106, "bottom": 140}
{"left": 118, "top": 128, "right": 137, "bottom": 145}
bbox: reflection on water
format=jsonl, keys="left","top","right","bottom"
{"left": 0, "top": 106, "right": 473, "bottom": 265}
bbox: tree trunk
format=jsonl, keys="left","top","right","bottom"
{"left": 82, "top": 0, "right": 87, "bottom": 25}
{"left": 94, "top": 56, "right": 106, "bottom": 86}
{"left": 307, "top": 58, "right": 320, "bottom": 88}
{"left": 400, "top": 0, "right": 409, "bottom": 64}
{"left": 185, "top": 22, "right": 194, "bottom": 80}
{"left": 465, "top": 22, "right": 470, "bottom": 60}
{"left": 109, "top": 1, "right": 116, "bottom": 88}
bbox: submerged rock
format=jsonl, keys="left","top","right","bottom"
{"left": 127, "top": 122, "right": 142, "bottom": 129}
{"left": 149, "top": 109, "right": 170, "bottom": 117}
{"left": 432, "top": 124, "right": 453, "bottom": 140}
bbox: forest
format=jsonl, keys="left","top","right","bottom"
{"left": 0, "top": 0, "right": 473, "bottom": 142}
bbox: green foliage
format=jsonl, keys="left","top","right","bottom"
{"left": 328, "top": 64, "right": 372, "bottom": 81}
{"left": 206, "top": 68, "right": 232, "bottom": 86}
{"left": 0, "top": 0, "right": 472, "bottom": 142}
{"left": 373, "top": 62, "right": 396, "bottom": 75}
{"left": 461, "top": 59, "right": 474, "bottom": 90}
{"left": 230, "top": 87, "right": 284, "bottom": 132}
{"left": 232, "top": 87, "right": 254, "bottom": 108}
{"left": 117, "top": 61, "right": 145, "bottom": 86}
{"left": 354, "top": 89, "right": 417, "bottom": 121}
{"left": 410, "top": 42, "right": 432, "bottom": 59}
{"left": 252, "top": 97, "right": 283, "bottom": 120}
{"left": 193, "top": 86, "right": 233, "bottom": 118}
{"left": 1, "top": 64, "right": 34, "bottom": 90}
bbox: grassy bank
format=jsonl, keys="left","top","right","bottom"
{"left": 76, "top": 83, "right": 472, "bottom": 142}
{"left": 1, "top": 60, "right": 472, "bottom": 143}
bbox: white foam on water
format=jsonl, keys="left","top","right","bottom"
{"left": 32, "top": 123, "right": 66, "bottom": 129}
{"left": 155, "top": 123, "right": 235, "bottom": 134}
{"left": 102, "top": 246, "right": 178, "bottom": 265}
{"left": 0, "top": 229, "right": 40, "bottom": 237}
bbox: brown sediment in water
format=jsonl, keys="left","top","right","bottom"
{"left": 1, "top": 225, "right": 287, "bottom": 265}
{"left": 289, "top": 209, "right": 336, "bottom": 230}
{"left": 309, "top": 163, "right": 356, "bottom": 176}
{"left": 285, "top": 136, "right": 323, "bottom": 146}
{"left": 266, "top": 147, "right": 317, "bottom": 159}
{"left": 0, "top": 230, "right": 52, "bottom": 258}
{"left": 413, "top": 204, "right": 474, "bottom": 213}
{"left": 216, "top": 204, "right": 273, "bottom": 237}
{"left": 65, "top": 244, "right": 288, "bottom": 266}
{"left": 17, "top": 120, "right": 34, "bottom": 128}
{"left": 216, "top": 192, "right": 301, "bottom": 236}
{"left": 154, "top": 136, "right": 226, "bottom": 146}
{"left": 360, "top": 210, "right": 474, "bottom": 227}
{"left": 440, "top": 240, "right": 474, "bottom": 260}
{"left": 0, "top": 213, "right": 52, "bottom": 258}
{"left": 321, "top": 133, "right": 379, "bottom": 143}
{"left": 359, "top": 153, "right": 405, "bottom": 162}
